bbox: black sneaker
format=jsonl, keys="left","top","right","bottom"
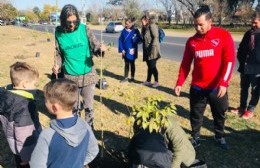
{"left": 129, "top": 78, "right": 135, "bottom": 83}
{"left": 190, "top": 137, "right": 200, "bottom": 148}
{"left": 120, "top": 78, "right": 128, "bottom": 83}
{"left": 214, "top": 136, "right": 228, "bottom": 150}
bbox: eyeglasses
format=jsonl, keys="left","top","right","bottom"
{"left": 66, "top": 20, "right": 78, "bottom": 26}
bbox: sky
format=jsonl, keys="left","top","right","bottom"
{"left": 11, "top": 0, "right": 157, "bottom": 11}
{"left": 11, "top": 0, "right": 108, "bottom": 11}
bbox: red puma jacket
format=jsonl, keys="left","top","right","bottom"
{"left": 176, "top": 27, "right": 235, "bottom": 89}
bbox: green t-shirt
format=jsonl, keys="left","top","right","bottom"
{"left": 55, "top": 24, "right": 91, "bottom": 75}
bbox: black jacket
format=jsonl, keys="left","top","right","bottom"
{"left": 237, "top": 29, "right": 260, "bottom": 74}
{"left": 0, "top": 85, "right": 41, "bottom": 162}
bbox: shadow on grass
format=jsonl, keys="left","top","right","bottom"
{"left": 35, "top": 89, "right": 55, "bottom": 119}
{"left": 90, "top": 130, "right": 130, "bottom": 168}
{"left": 94, "top": 95, "right": 131, "bottom": 116}
{"left": 195, "top": 127, "right": 260, "bottom": 168}
{"left": 175, "top": 104, "right": 215, "bottom": 136}
{"left": 98, "top": 69, "right": 191, "bottom": 98}
{"left": 97, "top": 69, "right": 125, "bottom": 82}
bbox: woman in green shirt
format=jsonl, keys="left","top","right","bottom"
{"left": 52, "top": 4, "right": 105, "bottom": 128}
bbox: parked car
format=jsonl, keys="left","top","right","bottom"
{"left": 0, "top": 20, "right": 6, "bottom": 26}
{"left": 105, "top": 21, "right": 124, "bottom": 33}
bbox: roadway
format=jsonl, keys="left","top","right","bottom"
{"left": 28, "top": 24, "right": 240, "bottom": 68}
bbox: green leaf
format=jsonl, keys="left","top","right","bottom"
{"left": 142, "top": 122, "right": 148, "bottom": 129}
{"left": 137, "top": 119, "right": 141, "bottom": 126}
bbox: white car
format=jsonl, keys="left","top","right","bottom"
{"left": 0, "top": 20, "right": 5, "bottom": 26}
{"left": 105, "top": 21, "right": 124, "bottom": 33}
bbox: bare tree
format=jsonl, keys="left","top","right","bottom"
{"left": 123, "top": 0, "right": 141, "bottom": 19}
{"left": 176, "top": 0, "right": 205, "bottom": 16}
{"left": 239, "top": 0, "right": 254, "bottom": 25}
{"left": 158, "top": 0, "right": 175, "bottom": 24}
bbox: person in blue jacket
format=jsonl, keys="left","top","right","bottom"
{"left": 118, "top": 18, "right": 141, "bottom": 83}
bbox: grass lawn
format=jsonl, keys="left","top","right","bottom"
{"left": 0, "top": 26, "right": 259, "bottom": 168}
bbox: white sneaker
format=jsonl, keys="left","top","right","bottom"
{"left": 142, "top": 81, "right": 152, "bottom": 86}
{"left": 152, "top": 82, "right": 159, "bottom": 88}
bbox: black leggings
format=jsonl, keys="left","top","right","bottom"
{"left": 146, "top": 59, "right": 158, "bottom": 82}
{"left": 124, "top": 59, "right": 135, "bottom": 79}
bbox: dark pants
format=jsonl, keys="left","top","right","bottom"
{"left": 190, "top": 87, "right": 228, "bottom": 138}
{"left": 14, "top": 155, "right": 30, "bottom": 168}
{"left": 146, "top": 59, "right": 158, "bottom": 82}
{"left": 239, "top": 73, "right": 260, "bottom": 112}
{"left": 124, "top": 58, "right": 135, "bottom": 79}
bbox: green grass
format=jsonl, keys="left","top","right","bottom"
{"left": 0, "top": 26, "right": 259, "bottom": 168}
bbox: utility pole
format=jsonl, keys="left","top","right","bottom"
{"left": 55, "top": 0, "right": 58, "bottom": 27}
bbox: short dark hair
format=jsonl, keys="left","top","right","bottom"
{"left": 194, "top": 5, "right": 212, "bottom": 20}
{"left": 60, "top": 4, "right": 80, "bottom": 31}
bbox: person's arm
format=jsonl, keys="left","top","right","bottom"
{"left": 84, "top": 125, "right": 99, "bottom": 165}
{"left": 216, "top": 31, "right": 235, "bottom": 97}
{"left": 52, "top": 37, "right": 63, "bottom": 75}
{"left": 219, "top": 31, "right": 236, "bottom": 87}
{"left": 86, "top": 26, "right": 106, "bottom": 56}
{"left": 30, "top": 129, "right": 54, "bottom": 168}
{"left": 165, "top": 119, "right": 196, "bottom": 168}
{"left": 175, "top": 39, "right": 193, "bottom": 95}
{"left": 150, "top": 24, "right": 159, "bottom": 46}
{"left": 118, "top": 30, "right": 125, "bottom": 55}
{"left": 165, "top": 120, "right": 184, "bottom": 168}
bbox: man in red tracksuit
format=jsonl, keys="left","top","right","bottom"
{"left": 174, "top": 5, "right": 235, "bottom": 150}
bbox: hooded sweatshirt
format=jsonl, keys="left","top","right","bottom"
{"left": 29, "top": 116, "right": 98, "bottom": 168}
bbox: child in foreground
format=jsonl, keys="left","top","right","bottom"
{"left": 0, "top": 62, "right": 42, "bottom": 168}
{"left": 30, "top": 78, "right": 99, "bottom": 168}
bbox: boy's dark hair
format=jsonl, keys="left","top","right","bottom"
{"left": 194, "top": 4, "right": 212, "bottom": 20}
{"left": 10, "top": 62, "right": 39, "bottom": 87}
{"left": 43, "top": 79, "right": 78, "bottom": 111}
{"left": 60, "top": 4, "right": 80, "bottom": 31}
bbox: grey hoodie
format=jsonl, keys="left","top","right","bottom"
{"left": 30, "top": 116, "right": 99, "bottom": 168}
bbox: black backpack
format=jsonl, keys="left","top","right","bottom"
{"left": 128, "top": 129, "right": 172, "bottom": 168}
